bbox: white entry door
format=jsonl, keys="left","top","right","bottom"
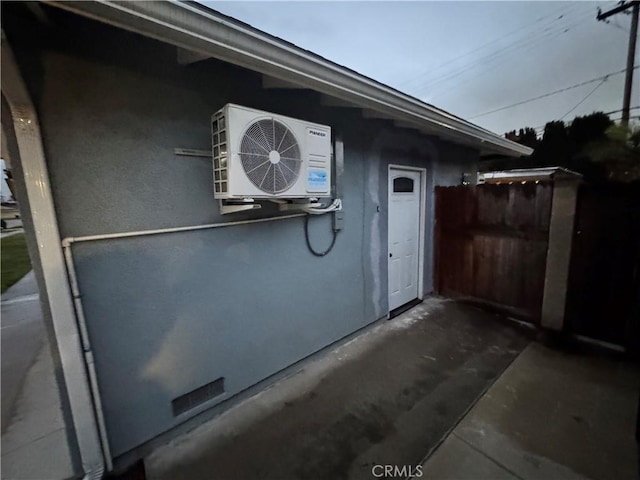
{"left": 388, "top": 168, "right": 422, "bottom": 312}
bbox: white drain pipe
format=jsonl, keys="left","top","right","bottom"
{"left": 63, "top": 245, "right": 113, "bottom": 472}
{"left": 61, "top": 213, "right": 306, "bottom": 246}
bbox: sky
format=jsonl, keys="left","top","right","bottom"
{"left": 205, "top": 1, "right": 639, "bottom": 137}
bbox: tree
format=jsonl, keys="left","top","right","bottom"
{"left": 504, "top": 128, "right": 539, "bottom": 149}
{"left": 500, "top": 112, "right": 637, "bottom": 183}
{"left": 568, "top": 112, "right": 612, "bottom": 152}
{"left": 517, "top": 127, "right": 540, "bottom": 149}
{"left": 533, "top": 120, "right": 571, "bottom": 167}
{"left": 583, "top": 124, "right": 640, "bottom": 182}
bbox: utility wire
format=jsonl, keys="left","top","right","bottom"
{"left": 604, "top": 106, "right": 640, "bottom": 115}
{"left": 410, "top": 7, "right": 594, "bottom": 98}
{"left": 596, "top": 2, "right": 632, "bottom": 34}
{"left": 610, "top": 16, "right": 631, "bottom": 33}
{"left": 468, "top": 68, "right": 636, "bottom": 119}
{"left": 560, "top": 77, "right": 608, "bottom": 119}
{"left": 534, "top": 115, "right": 640, "bottom": 134}
{"left": 398, "top": 3, "right": 581, "bottom": 90}
{"left": 426, "top": 10, "right": 596, "bottom": 99}
{"left": 609, "top": 114, "right": 640, "bottom": 121}
{"left": 418, "top": 20, "right": 594, "bottom": 100}
{"left": 427, "top": 14, "right": 594, "bottom": 102}
{"left": 531, "top": 106, "right": 640, "bottom": 131}
{"left": 399, "top": 3, "right": 585, "bottom": 91}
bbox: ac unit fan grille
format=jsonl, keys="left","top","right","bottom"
{"left": 240, "top": 119, "right": 301, "bottom": 194}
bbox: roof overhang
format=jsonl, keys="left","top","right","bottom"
{"left": 44, "top": 0, "right": 532, "bottom": 157}
{"left": 480, "top": 167, "right": 583, "bottom": 183}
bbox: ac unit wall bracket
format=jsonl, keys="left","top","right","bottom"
{"left": 219, "top": 199, "right": 261, "bottom": 214}
{"left": 277, "top": 202, "right": 321, "bottom": 212}
{"left": 219, "top": 198, "right": 324, "bottom": 214}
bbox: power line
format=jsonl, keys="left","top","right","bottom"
{"left": 533, "top": 115, "right": 640, "bottom": 133}
{"left": 427, "top": 13, "right": 595, "bottom": 101}
{"left": 410, "top": 5, "right": 591, "bottom": 96}
{"left": 410, "top": 6, "right": 595, "bottom": 98}
{"left": 609, "top": 115, "right": 640, "bottom": 121}
{"left": 604, "top": 106, "right": 640, "bottom": 115}
{"left": 397, "top": 4, "right": 576, "bottom": 89}
{"left": 608, "top": 16, "right": 631, "bottom": 33}
{"left": 397, "top": 3, "right": 582, "bottom": 91}
{"left": 597, "top": 1, "right": 639, "bottom": 20}
{"left": 560, "top": 78, "right": 608, "bottom": 119}
{"left": 421, "top": 5, "right": 591, "bottom": 92}
{"left": 468, "top": 68, "right": 636, "bottom": 119}
{"left": 531, "top": 106, "right": 640, "bottom": 130}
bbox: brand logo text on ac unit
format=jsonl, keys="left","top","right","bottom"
{"left": 308, "top": 129, "right": 327, "bottom": 137}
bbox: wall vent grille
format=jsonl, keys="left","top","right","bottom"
{"left": 172, "top": 377, "right": 225, "bottom": 416}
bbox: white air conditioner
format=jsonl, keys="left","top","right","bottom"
{"left": 211, "top": 104, "right": 332, "bottom": 199}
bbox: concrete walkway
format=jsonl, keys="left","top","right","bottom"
{"left": 1, "top": 271, "right": 75, "bottom": 479}
{"left": 146, "top": 298, "right": 530, "bottom": 480}
{"left": 1, "top": 339, "right": 75, "bottom": 480}
{"left": 421, "top": 342, "right": 640, "bottom": 480}
{"left": 1, "top": 272, "right": 43, "bottom": 430}
{"left": 0, "top": 229, "right": 24, "bottom": 239}
{"left": 1, "top": 218, "right": 23, "bottom": 233}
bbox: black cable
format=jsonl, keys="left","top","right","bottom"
{"left": 560, "top": 78, "right": 608, "bottom": 120}
{"left": 304, "top": 214, "right": 337, "bottom": 257}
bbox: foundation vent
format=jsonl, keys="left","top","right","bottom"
{"left": 172, "top": 377, "right": 225, "bottom": 416}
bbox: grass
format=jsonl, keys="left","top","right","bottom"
{"left": 1, "top": 233, "right": 31, "bottom": 293}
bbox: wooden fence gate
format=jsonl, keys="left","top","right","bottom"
{"left": 434, "top": 183, "right": 552, "bottom": 322}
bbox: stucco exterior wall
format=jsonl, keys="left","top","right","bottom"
{"left": 4, "top": 5, "right": 478, "bottom": 463}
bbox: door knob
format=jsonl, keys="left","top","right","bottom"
{"left": 389, "top": 253, "right": 393, "bottom": 257}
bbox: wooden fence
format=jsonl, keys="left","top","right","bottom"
{"left": 434, "top": 183, "right": 552, "bottom": 322}
{"left": 435, "top": 182, "right": 640, "bottom": 354}
{"left": 565, "top": 183, "right": 640, "bottom": 348}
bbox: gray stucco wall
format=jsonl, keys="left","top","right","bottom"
{"left": 5, "top": 5, "right": 478, "bottom": 461}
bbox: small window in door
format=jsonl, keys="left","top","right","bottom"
{"left": 393, "top": 177, "right": 414, "bottom": 193}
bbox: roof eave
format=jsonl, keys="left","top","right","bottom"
{"left": 44, "top": 0, "right": 533, "bottom": 157}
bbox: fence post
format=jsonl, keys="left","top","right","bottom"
{"left": 540, "top": 176, "right": 581, "bottom": 331}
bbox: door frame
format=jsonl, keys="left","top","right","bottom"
{"left": 387, "top": 164, "right": 427, "bottom": 315}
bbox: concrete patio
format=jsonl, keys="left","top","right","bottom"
{"left": 145, "top": 297, "right": 639, "bottom": 480}
{"left": 421, "top": 342, "right": 639, "bottom": 480}
{"left": 146, "top": 298, "right": 531, "bottom": 480}
{"left": 2, "top": 291, "right": 637, "bottom": 480}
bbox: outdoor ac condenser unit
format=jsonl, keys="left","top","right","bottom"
{"left": 212, "top": 104, "right": 332, "bottom": 199}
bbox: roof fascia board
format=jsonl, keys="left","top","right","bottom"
{"left": 482, "top": 167, "right": 583, "bottom": 180}
{"left": 44, "top": 0, "right": 532, "bottom": 157}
